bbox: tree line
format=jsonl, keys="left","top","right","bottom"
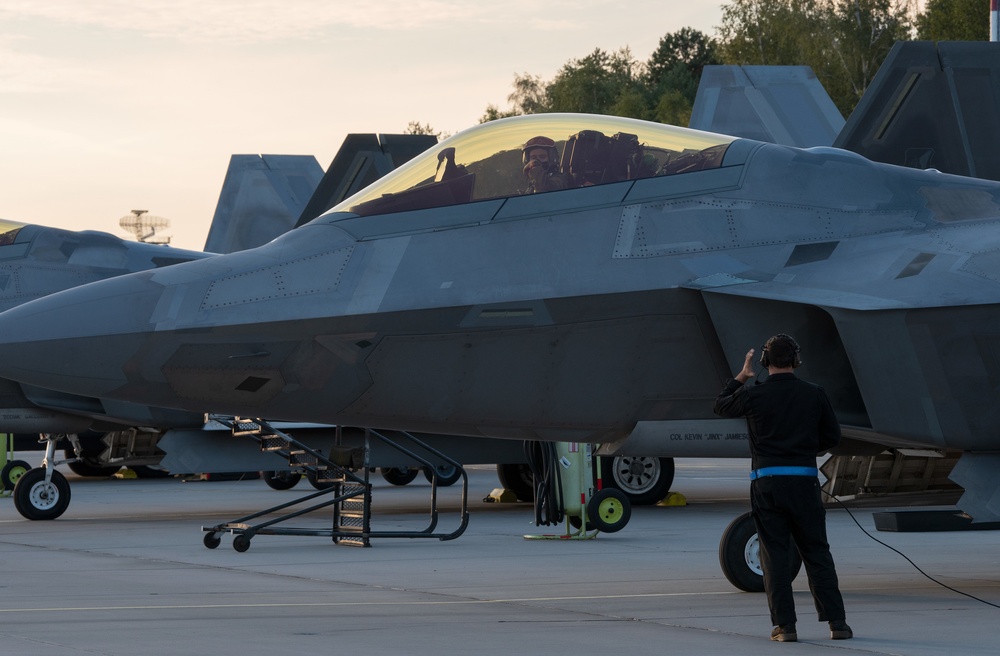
{"left": 408, "top": 0, "right": 988, "bottom": 136}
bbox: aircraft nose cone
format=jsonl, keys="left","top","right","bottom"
{"left": 0, "top": 273, "right": 164, "bottom": 396}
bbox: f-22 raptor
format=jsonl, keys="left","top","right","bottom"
{"left": 0, "top": 107, "right": 998, "bottom": 534}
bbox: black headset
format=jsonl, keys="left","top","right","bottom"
{"left": 759, "top": 334, "right": 802, "bottom": 368}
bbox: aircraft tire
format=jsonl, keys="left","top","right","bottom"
{"left": 13, "top": 468, "right": 71, "bottom": 520}
{"left": 587, "top": 488, "right": 631, "bottom": 533}
{"left": 719, "top": 511, "right": 802, "bottom": 592}
{"left": 262, "top": 470, "right": 301, "bottom": 490}
{"left": 423, "top": 464, "right": 461, "bottom": 486}
{"left": 1, "top": 459, "right": 31, "bottom": 491}
{"left": 380, "top": 467, "right": 419, "bottom": 486}
{"left": 601, "top": 456, "right": 675, "bottom": 505}
{"left": 496, "top": 463, "right": 534, "bottom": 501}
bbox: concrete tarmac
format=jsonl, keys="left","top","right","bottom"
{"left": 1, "top": 458, "right": 997, "bottom": 655}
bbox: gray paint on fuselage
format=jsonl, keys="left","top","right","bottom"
{"left": 1, "top": 116, "right": 1000, "bottom": 469}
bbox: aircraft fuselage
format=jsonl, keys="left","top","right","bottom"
{"left": 1, "top": 115, "right": 1000, "bottom": 455}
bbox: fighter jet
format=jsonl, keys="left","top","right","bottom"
{"left": 1, "top": 110, "right": 998, "bottom": 531}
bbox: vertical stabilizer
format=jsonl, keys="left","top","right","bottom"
{"left": 204, "top": 155, "right": 323, "bottom": 254}
{"left": 295, "top": 133, "right": 438, "bottom": 227}
{"left": 834, "top": 41, "right": 1000, "bottom": 181}
{"left": 689, "top": 65, "right": 844, "bottom": 147}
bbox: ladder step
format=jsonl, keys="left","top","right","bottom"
{"left": 288, "top": 452, "right": 318, "bottom": 466}
{"left": 337, "top": 515, "right": 366, "bottom": 530}
{"left": 311, "top": 469, "right": 345, "bottom": 483}
{"left": 260, "top": 436, "right": 289, "bottom": 451}
{"left": 232, "top": 419, "right": 264, "bottom": 435}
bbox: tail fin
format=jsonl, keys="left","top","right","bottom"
{"left": 689, "top": 65, "right": 844, "bottom": 147}
{"left": 834, "top": 41, "right": 1000, "bottom": 181}
{"left": 294, "top": 133, "right": 438, "bottom": 228}
{"left": 203, "top": 155, "right": 323, "bottom": 254}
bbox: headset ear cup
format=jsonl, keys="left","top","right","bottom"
{"left": 759, "top": 345, "right": 769, "bottom": 368}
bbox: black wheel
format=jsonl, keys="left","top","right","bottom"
{"left": 12, "top": 468, "right": 71, "bottom": 520}
{"left": 262, "top": 470, "right": 301, "bottom": 490}
{"left": 719, "top": 512, "right": 803, "bottom": 592}
{"left": 423, "top": 464, "right": 462, "bottom": 486}
{"left": 63, "top": 447, "right": 120, "bottom": 478}
{"left": 496, "top": 463, "right": 534, "bottom": 501}
{"left": 586, "top": 488, "right": 631, "bottom": 533}
{"left": 380, "top": 467, "right": 419, "bottom": 486}
{"left": 1, "top": 459, "right": 31, "bottom": 491}
{"left": 233, "top": 534, "right": 251, "bottom": 552}
{"left": 601, "top": 456, "right": 675, "bottom": 505}
{"left": 203, "top": 532, "right": 221, "bottom": 549}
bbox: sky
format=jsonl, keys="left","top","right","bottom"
{"left": 0, "top": 0, "right": 726, "bottom": 251}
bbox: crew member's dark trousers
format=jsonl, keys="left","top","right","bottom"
{"left": 751, "top": 476, "right": 846, "bottom": 627}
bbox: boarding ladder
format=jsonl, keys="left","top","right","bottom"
{"left": 201, "top": 418, "right": 469, "bottom": 552}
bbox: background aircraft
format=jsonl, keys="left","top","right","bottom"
{"left": 688, "top": 64, "right": 845, "bottom": 147}
{"left": 0, "top": 134, "right": 439, "bottom": 514}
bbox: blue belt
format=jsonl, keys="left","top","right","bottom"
{"left": 750, "top": 466, "right": 818, "bottom": 481}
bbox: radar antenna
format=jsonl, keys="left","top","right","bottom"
{"left": 119, "top": 209, "right": 171, "bottom": 244}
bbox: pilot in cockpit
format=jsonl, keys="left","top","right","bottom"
{"left": 522, "top": 136, "right": 573, "bottom": 194}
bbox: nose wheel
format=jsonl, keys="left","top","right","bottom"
{"left": 13, "top": 467, "right": 71, "bottom": 520}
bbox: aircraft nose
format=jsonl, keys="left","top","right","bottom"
{"left": 0, "top": 273, "right": 164, "bottom": 397}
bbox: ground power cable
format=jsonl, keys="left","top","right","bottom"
{"left": 823, "top": 490, "right": 1000, "bottom": 610}
{"left": 524, "top": 441, "right": 564, "bottom": 526}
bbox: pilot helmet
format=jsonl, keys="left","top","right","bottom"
{"left": 522, "top": 136, "right": 559, "bottom": 166}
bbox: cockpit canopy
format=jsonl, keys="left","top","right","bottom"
{"left": 331, "top": 114, "right": 736, "bottom": 218}
{"left": 0, "top": 220, "right": 27, "bottom": 246}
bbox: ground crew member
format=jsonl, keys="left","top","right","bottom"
{"left": 714, "top": 334, "right": 853, "bottom": 642}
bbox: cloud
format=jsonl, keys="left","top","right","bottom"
{"left": 0, "top": 0, "right": 593, "bottom": 45}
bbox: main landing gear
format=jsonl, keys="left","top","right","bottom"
{"left": 719, "top": 512, "right": 802, "bottom": 592}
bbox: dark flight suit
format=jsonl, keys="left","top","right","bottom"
{"left": 523, "top": 162, "right": 572, "bottom": 194}
{"left": 714, "top": 373, "right": 847, "bottom": 628}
